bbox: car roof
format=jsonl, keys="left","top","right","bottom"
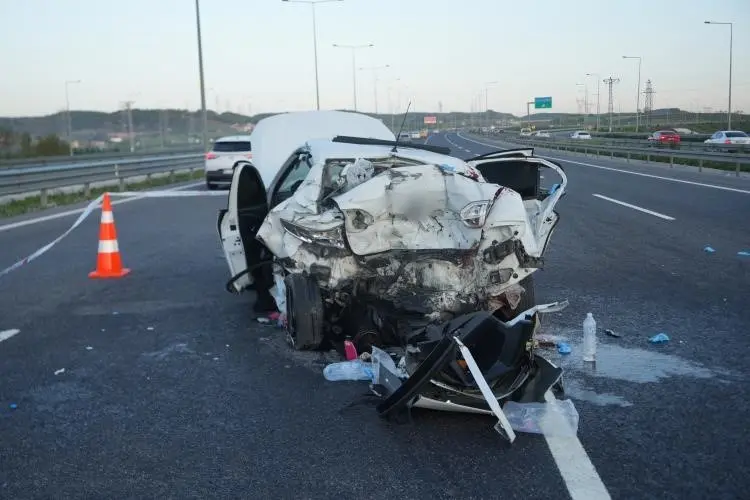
{"left": 214, "top": 135, "right": 252, "bottom": 142}
{"left": 250, "top": 110, "right": 395, "bottom": 187}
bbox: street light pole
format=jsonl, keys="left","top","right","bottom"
{"left": 622, "top": 55, "right": 642, "bottom": 132}
{"left": 64, "top": 79, "right": 81, "bottom": 156}
{"left": 333, "top": 43, "right": 373, "bottom": 111}
{"left": 358, "top": 65, "right": 390, "bottom": 113}
{"left": 705, "top": 21, "right": 734, "bottom": 129}
{"left": 484, "top": 80, "right": 498, "bottom": 129}
{"left": 586, "top": 72, "right": 601, "bottom": 131}
{"left": 195, "top": 0, "right": 208, "bottom": 152}
{"left": 282, "top": 1, "right": 343, "bottom": 111}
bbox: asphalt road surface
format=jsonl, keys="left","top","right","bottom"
{"left": 1, "top": 133, "right": 749, "bottom": 499}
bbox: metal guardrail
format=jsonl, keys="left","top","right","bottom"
{"left": 0, "top": 146, "right": 203, "bottom": 168}
{"left": 0, "top": 153, "right": 205, "bottom": 203}
{"left": 467, "top": 134, "right": 750, "bottom": 176}
{"left": 480, "top": 132, "right": 750, "bottom": 154}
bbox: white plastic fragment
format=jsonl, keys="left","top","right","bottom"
{"left": 54, "top": 368, "right": 66, "bottom": 376}
{"left": 503, "top": 399, "right": 579, "bottom": 437}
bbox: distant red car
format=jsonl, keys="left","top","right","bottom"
{"left": 647, "top": 130, "right": 681, "bottom": 146}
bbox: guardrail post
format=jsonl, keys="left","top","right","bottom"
{"left": 698, "top": 159, "right": 703, "bottom": 172}
{"left": 670, "top": 155, "right": 674, "bottom": 168}
{"left": 627, "top": 152, "right": 631, "bottom": 163}
{"left": 84, "top": 182, "right": 91, "bottom": 197}
{"left": 169, "top": 170, "right": 175, "bottom": 182}
{"left": 40, "top": 188, "right": 48, "bottom": 207}
{"left": 737, "top": 161, "right": 741, "bottom": 177}
{"left": 646, "top": 154, "right": 650, "bottom": 163}
{"left": 118, "top": 177, "right": 126, "bottom": 191}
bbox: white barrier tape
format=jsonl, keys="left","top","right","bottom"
{"left": 111, "top": 190, "right": 228, "bottom": 198}
{"left": 0, "top": 189, "right": 226, "bottom": 280}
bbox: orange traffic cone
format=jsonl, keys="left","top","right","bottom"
{"left": 89, "top": 193, "right": 130, "bottom": 279}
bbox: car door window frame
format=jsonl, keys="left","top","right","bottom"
{"left": 269, "top": 151, "right": 314, "bottom": 208}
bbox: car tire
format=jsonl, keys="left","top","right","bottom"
{"left": 285, "top": 273, "right": 324, "bottom": 351}
{"left": 206, "top": 180, "right": 216, "bottom": 190}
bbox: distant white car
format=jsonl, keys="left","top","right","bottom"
{"left": 397, "top": 131, "right": 412, "bottom": 142}
{"left": 410, "top": 131, "right": 421, "bottom": 139}
{"left": 533, "top": 131, "right": 551, "bottom": 138}
{"left": 570, "top": 131, "right": 591, "bottom": 140}
{"left": 704, "top": 130, "right": 750, "bottom": 151}
{"left": 205, "top": 135, "right": 253, "bottom": 189}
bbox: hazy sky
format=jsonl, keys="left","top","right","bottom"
{"left": 1, "top": 0, "right": 748, "bottom": 117}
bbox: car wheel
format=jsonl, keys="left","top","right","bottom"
{"left": 285, "top": 273, "right": 324, "bottom": 351}
{"left": 206, "top": 179, "right": 216, "bottom": 190}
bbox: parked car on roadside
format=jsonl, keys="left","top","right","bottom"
{"left": 647, "top": 130, "right": 681, "bottom": 147}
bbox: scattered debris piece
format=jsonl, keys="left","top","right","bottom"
{"left": 259, "top": 337, "right": 269, "bottom": 341}
{"left": 557, "top": 342, "right": 572, "bottom": 355}
{"left": 85, "top": 346, "right": 93, "bottom": 350}
{"left": 101, "top": 328, "right": 106, "bottom": 332}
{"left": 146, "top": 326, "right": 154, "bottom": 331}
{"left": 212, "top": 357, "right": 219, "bottom": 361}
{"left": 0, "top": 329, "right": 20, "bottom": 342}
{"left": 54, "top": 368, "right": 66, "bottom": 376}
{"left": 9, "top": 403, "right": 17, "bottom": 410}
{"left": 112, "top": 311, "right": 119, "bottom": 315}
{"left": 536, "top": 335, "right": 557, "bottom": 348}
{"left": 649, "top": 333, "right": 670, "bottom": 344}
{"left": 225, "top": 344, "right": 230, "bottom": 348}
{"left": 257, "top": 317, "right": 270, "bottom": 324}
{"left": 323, "top": 359, "right": 374, "bottom": 381}
{"left": 604, "top": 329, "right": 622, "bottom": 338}
{"left": 344, "top": 340, "right": 358, "bottom": 360}
{"left": 738, "top": 251, "right": 750, "bottom": 257}
{"left": 503, "top": 399, "right": 579, "bottom": 437}
{"left": 704, "top": 246, "right": 716, "bottom": 253}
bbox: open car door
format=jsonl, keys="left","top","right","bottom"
{"left": 466, "top": 148, "right": 567, "bottom": 258}
{"left": 217, "top": 161, "right": 269, "bottom": 294}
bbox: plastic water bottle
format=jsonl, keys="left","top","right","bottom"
{"left": 323, "top": 360, "right": 374, "bottom": 382}
{"left": 582, "top": 313, "right": 597, "bottom": 362}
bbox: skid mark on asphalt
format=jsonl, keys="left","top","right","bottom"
{"left": 593, "top": 194, "right": 676, "bottom": 221}
{"left": 455, "top": 132, "right": 750, "bottom": 195}
{"left": 0, "top": 328, "right": 20, "bottom": 342}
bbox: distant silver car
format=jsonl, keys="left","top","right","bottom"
{"left": 570, "top": 131, "right": 591, "bottom": 140}
{"left": 704, "top": 130, "right": 750, "bottom": 151}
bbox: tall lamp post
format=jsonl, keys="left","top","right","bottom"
{"left": 64, "top": 79, "right": 81, "bottom": 156}
{"left": 358, "top": 64, "right": 390, "bottom": 113}
{"left": 622, "top": 55, "right": 642, "bottom": 132}
{"left": 704, "top": 20, "right": 734, "bottom": 129}
{"left": 332, "top": 43, "right": 373, "bottom": 111}
{"left": 586, "top": 72, "right": 601, "bottom": 131}
{"left": 194, "top": 0, "right": 208, "bottom": 152}
{"left": 282, "top": 0, "right": 343, "bottom": 110}
{"left": 484, "top": 80, "right": 498, "bottom": 128}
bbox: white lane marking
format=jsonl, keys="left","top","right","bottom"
{"left": 456, "top": 133, "right": 750, "bottom": 195}
{"left": 0, "top": 329, "right": 20, "bottom": 342}
{"left": 0, "top": 181, "right": 205, "bottom": 233}
{"left": 543, "top": 391, "right": 612, "bottom": 500}
{"left": 593, "top": 194, "right": 675, "bottom": 221}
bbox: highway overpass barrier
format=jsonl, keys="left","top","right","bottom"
{"left": 469, "top": 134, "right": 750, "bottom": 176}
{"left": 0, "top": 152, "right": 205, "bottom": 204}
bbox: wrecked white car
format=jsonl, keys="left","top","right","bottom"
{"left": 218, "top": 111, "right": 570, "bottom": 439}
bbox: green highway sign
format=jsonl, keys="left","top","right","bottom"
{"left": 534, "top": 96, "right": 552, "bottom": 109}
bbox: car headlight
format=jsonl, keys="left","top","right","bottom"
{"left": 460, "top": 200, "right": 492, "bottom": 228}
{"left": 280, "top": 218, "right": 346, "bottom": 249}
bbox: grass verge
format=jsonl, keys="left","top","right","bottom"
{"left": 0, "top": 170, "right": 204, "bottom": 219}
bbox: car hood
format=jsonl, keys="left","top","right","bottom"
{"left": 249, "top": 110, "right": 395, "bottom": 188}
